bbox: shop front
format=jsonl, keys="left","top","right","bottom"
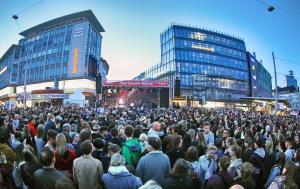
{"left": 28, "top": 89, "right": 69, "bottom": 107}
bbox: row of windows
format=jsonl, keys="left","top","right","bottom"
{"left": 20, "top": 67, "right": 68, "bottom": 80}
{"left": 173, "top": 49, "right": 248, "bottom": 71}
{"left": 175, "top": 39, "right": 246, "bottom": 60}
{"left": 173, "top": 28, "right": 246, "bottom": 51}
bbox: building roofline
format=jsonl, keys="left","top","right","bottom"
{"left": 0, "top": 44, "right": 23, "bottom": 63}
{"left": 19, "top": 10, "right": 105, "bottom": 37}
{"left": 162, "top": 23, "right": 244, "bottom": 41}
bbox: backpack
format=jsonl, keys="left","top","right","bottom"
{"left": 189, "top": 164, "right": 201, "bottom": 189}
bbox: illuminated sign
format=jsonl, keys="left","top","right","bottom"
{"left": 0, "top": 66, "right": 7, "bottom": 75}
{"left": 253, "top": 76, "right": 256, "bottom": 80}
{"left": 250, "top": 57, "right": 254, "bottom": 62}
{"left": 192, "top": 45, "right": 214, "bottom": 52}
{"left": 253, "top": 86, "right": 257, "bottom": 89}
{"left": 73, "top": 48, "right": 78, "bottom": 74}
{"left": 252, "top": 65, "right": 255, "bottom": 70}
{"left": 74, "top": 28, "right": 84, "bottom": 37}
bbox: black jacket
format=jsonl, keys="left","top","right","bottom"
{"left": 163, "top": 175, "right": 193, "bottom": 189}
{"left": 20, "top": 162, "right": 43, "bottom": 189}
{"left": 165, "top": 148, "right": 186, "bottom": 168}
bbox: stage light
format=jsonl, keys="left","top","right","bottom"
{"left": 119, "top": 99, "right": 123, "bottom": 104}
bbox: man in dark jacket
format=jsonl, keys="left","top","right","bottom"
{"left": 104, "top": 128, "right": 123, "bottom": 153}
{"left": 34, "top": 147, "right": 67, "bottom": 189}
{"left": 165, "top": 136, "right": 185, "bottom": 168}
{"left": 43, "top": 115, "right": 56, "bottom": 142}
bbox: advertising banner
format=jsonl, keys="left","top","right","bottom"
{"left": 103, "top": 80, "right": 168, "bottom": 87}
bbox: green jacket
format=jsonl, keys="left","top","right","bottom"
{"left": 122, "top": 139, "right": 141, "bottom": 165}
{"left": 0, "top": 143, "right": 16, "bottom": 171}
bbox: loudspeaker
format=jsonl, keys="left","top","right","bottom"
{"left": 96, "top": 75, "right": 102, "bottom": 94}
{"left": 174, "top": 77, "right": 180, "bottom": 97}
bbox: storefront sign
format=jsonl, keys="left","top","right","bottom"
{"left": 103, "top": 80, "right": 168, "bottom": 87}
{"left": 27, "top": 94, "right": 69, "bottom": 99}
{"left": 73, "top": 48, "right": 78, "bottom": 74}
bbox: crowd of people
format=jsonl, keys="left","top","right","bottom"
{"left": 0, "top": 105, "right": 299, "bottom": 189}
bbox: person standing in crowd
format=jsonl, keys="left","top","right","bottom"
{"left": 285, "top": 137, "right": 295, "bottom": 161}
{"left": 101, "top": 144, "right": 121, "bottom": 173}
{"left": 228, "top": 145, "right": 243, "bottom": 180}
{"left": 199, "top": 145, "right": 218, "bottom": 188}
{"left": 0, "top": 132, "right": 16, "bottom": 171}
{"left": 20, "top": 145, "right": 43, "bottom": 189}
{"left": 71, "top": 133, "right": 80, "bottom": 151}
{"left": 73, "top": 140, "right": 104, "bottom": 189}
{"left": 136, "top": 137, "right": 171, "bottom": 186}
{"left": 28, "top": 117, "right": 36, "bottom": 142}
{"left": 102, "top": 153, "right": 142, "bottom": 189}
{"left": 44, "top": 129, "right": 58, "bottom": 151}
{"left": 164, "top": 126, "right": 181, "bottom": 152}
{"left": 148, "top": 122, "right": 161, "bottom": 138}
{"left": 242, "top": 137, "right": 254, "bottom": 162}
{"left": 268, "top": 160, "right": 297, "bottom": 189}
{"left": 205, "top": 156, "right": 234, "bottom": 189}
{"left": 43, "top": 115, "right": 56, "bottom": 142}
{"left": 35, "top": 125, "right": 45, "bottom": 157}
{"left": 163, "top": 159, "right": 193, "bottom": 189}
{"left": 22, "top": 125, "right": 33, "bottom": 147}
{"left": 104, "top": 128, "right": 123, "bottom": 153}
{"left": 185, "top": 146, "right": 201, "bottom": 189}
{"left": 12, "top": 131, "right": 22, "bottom": 149}
{"left": 165, "top": 136, "right": 185, "bottom": 168}
{"left": 54, "top": 134, "right": 77, "bottom": 173}
{"left": 264, "top": 152, "right": 286, "bottom": 188}
{"left": 34, "top": 147, "right": 67, "bottom": 189}
{"left": 204, "top": 122, "right": 214, "bottom": 147}
{"left": 251, "top": 138, "right": 266, "bottom": 164}
{"left": 13, "top": 114, "right": 20, "bottom": 130}
{"left": 122, "top": 125, "right": 141, "bottom": 165}
{"left": 231, "top": 162, "right": 256, "bottom": 189}
{"left": 194, "top": 132, "right": 207, "bottom": 157}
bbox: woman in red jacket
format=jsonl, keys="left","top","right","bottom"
{"left": 54, "top": 133, "right": 77, "bottom": 174}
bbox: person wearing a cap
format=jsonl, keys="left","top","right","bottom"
{"left": 92, "top": 125, "right": 101, "bottom": 142}
{"left": 62, "top": 123, "right": 71, "bottom": 134}
{"left": 102, "top": 154, "right": 142, "bottom": 189}
{"left": 250, "top": 137, "right": 266, "bottom": 164}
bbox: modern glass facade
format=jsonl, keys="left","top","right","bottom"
{"left": 143, "top": 23, "right": 250, "bottom": 102}
{"left": 247, "top": 52, "right": 272, "bottom": 97}
{"left": 283, "top": 75, "right": 297, "bottom": 89}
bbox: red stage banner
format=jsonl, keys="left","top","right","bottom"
{"left": 103, "top": 80, "right": 168, "bottom": 87}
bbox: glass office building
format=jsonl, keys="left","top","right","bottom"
{"left": 247, "top": 52, "right": 272, "bottom": 97}
{"left": 140, "top": 23, "right": 250, "bottom": 106}
{"left": 0, "top": 10, "right": 109, "bottom": 105}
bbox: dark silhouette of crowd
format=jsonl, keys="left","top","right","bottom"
{"left": 0, "top": 105, "right": 299, "bottom": 189}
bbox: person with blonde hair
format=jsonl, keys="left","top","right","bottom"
{"left": 139, "top": 180, "right": 162, "bottom": 189}
{"left": 199, "top": 145, "right": 218, "bottom": 188}
{"left": 139, "top": 133, "right": 148, "bottom": 153}
{"left": 54, "top": 133, "right": 77, "bottom": 173}
{"left": 20, "top": 145, "right": 43, "bottom": 188}
{"left": 269, "top": 160, "right": 297, "bottom": 189}
{"left": 231, "top": 162, "right": 255, "bottom": 189}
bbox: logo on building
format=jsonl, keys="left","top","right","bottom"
{"left": 73, "top": 49, "right": 78, "bottom": 74}
{"left": 192, "top": 45, "right": 214, "bottom": 52}
{"left": 74, "top": 28, "right": 84, "bottom": 37}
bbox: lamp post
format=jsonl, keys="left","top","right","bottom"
{"left": 272, "top": 52, "right": 278, "bottom": 117}
{"left": 24, "top": 65, "right": 27, "bottom": 109}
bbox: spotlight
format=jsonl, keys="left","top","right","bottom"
{"left": 268, "top": 6, "right": 275, "bottom": 12}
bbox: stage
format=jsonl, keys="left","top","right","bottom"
{"left": 102, "top": 80, "right": 169, "bottom": 108}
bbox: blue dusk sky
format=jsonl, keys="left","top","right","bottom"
{"left": 0, "top": 0, "right": 299, "bottom": 88}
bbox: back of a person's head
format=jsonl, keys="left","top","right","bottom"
{"left": 111, "top": 128, "right": 118, "bottom": 137}
{"left": 93, "top": 138, "right": 104, "bottom": 149}
{"left": 48, "top": 115, "right": 54, "bottom": 121}
{"left": 284, "top": 160, "right": 297, "bottom": 188}
{"left": 47, "top": 129, "right": 58, "bottom": 141}
{"left": 80, "top": 129, "right": 91, "bottom": 142}
{"left": 220, "top": 156, "right": 230, "bottom": 171}
{"left": 172, "top": 126, "right": 180, "bottom": 133}
{"left": 81, "top": 140, "right": 92, "bottom": 155}
{"left": 148, "top": 137, "right": 161, "bottom": 151}
{"left": 185, "top": 146, "right": 198, "bottom": 162}
{"left": 15, "top": 143, "right": 25, "bottom": 164}
{"left": 40, "top": 147, "right": 54, "bottom": 166}
{"left": 139, "top": 180, "right": 162, "bottom": 189}
{"left": 172, "top": 136, "right": 181, "bottom": 148}
{"left": 229, "top": 185, "right": 244, "bottom": 189}
{"left": 108, "top": 144, "right": 121, "bottom": 154}
{"left": 55, "top": 177, "right": 76, "bottom": 189}
{"left": 139, "top": 133, "right": 147, "bottom": 142}
{"left": 110, "top": 153, "right": 125, "bottom": 166}
{"left": 124, "top": 125, "right": 133, "bottom": 137}
{"left": 36, "top": 125, "right": 44, "bottom": 138}
{"left": 231, "top": 144, "right": 242, "bottom": 159}
{"left": 241, "top": 162, "right": 253, "bottom": 183}
{"left": 171, "top": 159, "right": 189, "bottom": 179}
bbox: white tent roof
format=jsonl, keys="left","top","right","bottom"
{"left": 69, "top": 88, "right": 85, "bottom": 100}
